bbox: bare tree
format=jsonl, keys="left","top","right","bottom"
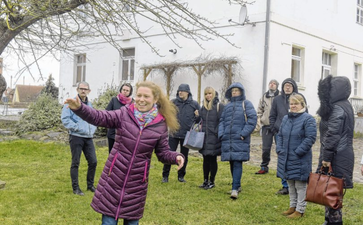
{"left": 0, "top": 0, "right": 248, "bottom": 97}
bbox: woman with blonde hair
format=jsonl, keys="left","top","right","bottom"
{"left": 64, "top": 81, "right": 184, "bottom": 225}
{"left": 276, "top": 92, "right": 317, "bottom": 218}
{"left": 198, "top": 87, "right": 224, "bottom": 189}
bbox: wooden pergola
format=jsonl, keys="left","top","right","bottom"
{"left": 141, "top": 58, "right": 238, "bottom": 104}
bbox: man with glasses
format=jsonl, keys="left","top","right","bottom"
{"left": 61, "top": 81, "right": 97, "bottom": 196}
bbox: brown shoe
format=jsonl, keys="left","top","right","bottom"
{"left": 287, "top": 211, "right": 304, "bottom": 218}
{"left": 282, "top": 207, "right": 296, "bottom": 216}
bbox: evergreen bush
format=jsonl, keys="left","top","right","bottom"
{"left": 15, "top": 93, "right": 63, "bottom": 134}
{"left": 41, "top": 74, "right": 59, "bottom": 99}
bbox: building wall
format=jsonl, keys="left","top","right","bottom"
{"left": 59, "top": 0, "right": 363, "bottom": 115}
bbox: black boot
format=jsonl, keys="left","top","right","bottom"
{"left": 199, "top": 179, "right": 208, "bottom": 188}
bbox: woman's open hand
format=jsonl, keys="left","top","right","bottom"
{"left": 64, "top": 96, "right": 81, "bottom": 110}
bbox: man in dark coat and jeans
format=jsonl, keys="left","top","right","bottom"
{"left": 162, "top": 84, "right": 200, "bottom": 183}
{"left": 269, "top": 78, "right": 308, "bottom": 195}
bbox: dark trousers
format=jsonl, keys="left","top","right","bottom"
{"left": 69, "top": 135, "right": 97, "bottom": 190}
{"left": 162, "top": 137, "right": 189, "bottom": 178}
{"left": 203, "top": 155, "right": 218, "bottom": 182}
{"left": 260, "top": 126, "right": 275, "bottom": 169}
{"left": 108, "top": 137, "right": 115, "bottom": 154}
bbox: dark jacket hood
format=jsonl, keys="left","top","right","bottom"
{"left": 281, "top": 78, "right": 298, "bottom": 95}
{"left": 177, "top": 84, "right": 191, "bottom": 94}
{"left": 225, "top": 82, "right": 246, "bottom": 102}
{"left": 317, "top": 75, "right": 351, "bottom": 120}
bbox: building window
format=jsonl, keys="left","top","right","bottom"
{"left": 321, "top": 52, "right": 332, "bottom": 79}
{"left": 291, "top": 47, "right": 304, "bottom": 83}
{"left": 121, "top": 48, "right": 135, "bottom": 81}
{"left": 74, "top": 54, "right": 86, "bottom": 85}
{"left": 358, "top": 0, "right": 363, "bottom": 24}
{"left": 354, "top": 63, "right": 362, "bottom": 96}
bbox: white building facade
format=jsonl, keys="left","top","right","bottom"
{"left": 59, "top": 0, "right": 363, "bottom": 115}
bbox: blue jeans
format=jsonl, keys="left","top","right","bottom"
{"left": 230, "top": 161, "right": 243, "bottom": 190}
{"left": 102, "top": 215, "right": 139, "bottom": 225}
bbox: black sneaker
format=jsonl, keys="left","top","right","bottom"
{"left": 199, "top": 181, "right": 208, "bottom": 188}
{"left": 162, "top": 177, "right": 169, "bottom": 183}
{"left": 73, "top": 188, "right": 84, "bottom": 196}
{"left": 178, "top": 177, "right": 186, "bottom": 183}
{"left": 204, "top": 182, "right": 215, "bottom": 190}
{"left": 276, "top": 187, "right": 289, "bottom": 195}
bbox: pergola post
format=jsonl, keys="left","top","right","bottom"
{"left": 163, "top": 67, "right": 176, "bottom": 99}
{"left": 192, "top": 65, "right": 207, "bottom": 104}
{"left": 143, "top": 68, "right": 152, "bottom": 81}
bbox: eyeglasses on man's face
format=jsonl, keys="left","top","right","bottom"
{"left": 78, "top": 88, "right": 89, "bottom": 92}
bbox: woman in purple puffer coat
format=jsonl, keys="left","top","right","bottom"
{"left": 64, "top": 81, "right": 185, "bottom": 225}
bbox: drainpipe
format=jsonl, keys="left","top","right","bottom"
{"left": 262, "top": 0, "right": 271, "bottom": 95}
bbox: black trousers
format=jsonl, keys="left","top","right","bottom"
{"left": 107, "top": 137, "right": 115, "bottom": 154}
{"left": 162, "top": 137, "right": 189, "bottom": 178}
{"left": 203, "top": 155, "right": 218, "bottom": 182}
{"left": 69, "top": 135, "right": 97, "bottom": 190}
{"left": 260, "top": 126, "right": 275, "bottom": 168}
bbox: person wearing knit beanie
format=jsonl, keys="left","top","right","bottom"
{"left": 255, "top": 79, "right": 280, "bottom": 176}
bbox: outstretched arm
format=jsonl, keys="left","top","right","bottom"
{"left": 64, "top": 96, "right": 122, "bottom": 129}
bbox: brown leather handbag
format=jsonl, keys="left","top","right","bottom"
{"left": 305, "top": 166, "right": 345, "bottom": 209}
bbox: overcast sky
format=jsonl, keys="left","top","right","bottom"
{"left": 1, "top": 51, "right": 60, "bottom": 89}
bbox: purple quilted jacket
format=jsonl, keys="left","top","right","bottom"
{"left": 73, "top": 103, "right": 182, "bottom": 220}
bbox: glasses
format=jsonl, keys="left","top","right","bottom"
{"left": 78, "top": 88, "right": 89, "bottom": 92}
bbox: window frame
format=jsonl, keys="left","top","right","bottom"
{"left": 354, "top": 63, "right": 362, "bottom": 96}
{"left": 291, "top": 46, "right": 304, "bottom": 84}
{"left": 73, "top": 54, "right": 87, "bottom": 86}
{"left": 120, "top": 48, "right": 135, "bottom": 82}
{"left": 321, "top": 52, "right": 333, "bottom": 79}
{"left": 357, "top": 0, "right": 363, "bottom": 24}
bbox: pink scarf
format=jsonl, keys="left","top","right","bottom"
{"left": 117, "top": 93, "right": 132, "bottom": 105}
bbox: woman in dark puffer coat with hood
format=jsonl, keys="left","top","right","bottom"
{"left": 198, "top": 87, "right": 224, "bottom": 190}
{"left": 317, "top": 75, "right": 354, "bottom": 225}
{"left": 218, "top": 82, "right": 257, "bottom": 199}
{"left": 64, "top": 81, "right": 185, "bottom": 225}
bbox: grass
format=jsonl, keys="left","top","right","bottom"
{"left": 0, "top": 140, "right": 362, "bottom": 225}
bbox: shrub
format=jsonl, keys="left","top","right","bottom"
{"left": 92, "top": 86, "right": 118, "bottom": 136}
{"left": 15, "top": 93, "right": 63, "bottom": 134}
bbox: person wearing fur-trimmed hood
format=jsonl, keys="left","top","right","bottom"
{"left": 317, "top": 75, "right": 354, "bottom": 225}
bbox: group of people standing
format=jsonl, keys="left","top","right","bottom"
{"left": 254, "top": 76, "right": 355, "bottom": 224}
{"left": 61, "top": 75, "right": 357, "bottom": 225}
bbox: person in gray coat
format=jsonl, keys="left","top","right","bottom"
{"left": 317, "top": 75, "right": 354, "bottom": 225}
{"left": 277, "top": 93, "right": 316, "bottom": 218}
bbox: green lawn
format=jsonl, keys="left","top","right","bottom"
{"left": 0, "top": 140, "right": 362, "bottom": 225}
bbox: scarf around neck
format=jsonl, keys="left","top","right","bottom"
{"left": 117, "top": 93, "right": 132, "bottom": 105}
{"left": 133, "top": 103, "right": 159, "bottom": 130}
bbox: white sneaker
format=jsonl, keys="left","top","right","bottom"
{"left": 230, "top": 190, "right": 238, "bottom": 199}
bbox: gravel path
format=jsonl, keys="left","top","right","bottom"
{"left": 247, "top": 135, "right": 363, "bottom": 184}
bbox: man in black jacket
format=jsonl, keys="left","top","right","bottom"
{"left": 269, "top": 78, "right": 308, "bottom": 195}
{"left": 162, "top": 84, "right": 200, "bottom": 183}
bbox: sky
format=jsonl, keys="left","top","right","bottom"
{"left": 1, "top": 52, "right": 60, "bottom": 89}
